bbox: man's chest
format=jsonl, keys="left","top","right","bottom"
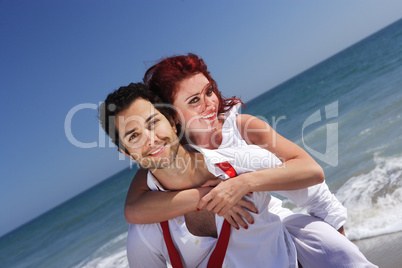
{"left": 184, "top": 210, "right": 217, "bottom": 238}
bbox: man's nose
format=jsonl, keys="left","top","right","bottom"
{"left": 144, "top": 129, "right": 157, "bottom": 147}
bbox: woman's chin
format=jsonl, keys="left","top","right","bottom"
{"left": 202, "top": 119, "right": 219, "bottom": 131}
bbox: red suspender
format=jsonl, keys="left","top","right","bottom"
{"left": 161, "top": 221, "right": 184, "bottom": 268}
{"left": 207, "top": 162, "right": 237, "bottom": 267}
{"left": 160, "top": 161, "right": 237, "bottom": 268}
{"left": 206, "top": 220, "right": 231, "bottom": 268}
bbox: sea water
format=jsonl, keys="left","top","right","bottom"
{"left": 1, "top": 18, "right": 402, "bottom": 267}
{"left": 0, "top": 168, "right": 135, "bottom": 267}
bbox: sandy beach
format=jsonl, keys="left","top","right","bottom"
{"left": 352, "top": 231, "right": 402, "bottom": 268}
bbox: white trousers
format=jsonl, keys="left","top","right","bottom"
{"left": 282, "top": 214, "right": 377, "bottom": 268}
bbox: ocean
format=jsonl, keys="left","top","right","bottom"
{"left": 1, "top": 18, "right": 402, "bottom": 267}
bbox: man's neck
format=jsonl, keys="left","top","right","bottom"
{"left": 151, "top": 146, "right": 214, "bottom": 191}
{"left": 152, "top": 145, "right": 218, "bottom": 238}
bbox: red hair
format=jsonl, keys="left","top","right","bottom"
{"left": 143, "top": 53, "right": 243, "bottom": 114}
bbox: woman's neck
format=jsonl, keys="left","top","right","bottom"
{"left": 187, "top": 118, "right": 224, "bottom": 149}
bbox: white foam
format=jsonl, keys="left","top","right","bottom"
{"left": 358, "top": 127, "right": 371, "bottom": 136}
{"left": 335, "top": 155, "right": 402, "bottom": 240}
{"left": 79, "top": 249, "right": 128, "bottom": 268}
{"left": 75, "top": 232, "right": 129, "bottom": 268}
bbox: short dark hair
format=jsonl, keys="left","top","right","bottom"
{"left": 98, "top": 82, "right": 174, "bottom": 153}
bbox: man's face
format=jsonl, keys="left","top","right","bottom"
{"left": 115, "top": 98, "right": 180, "bottom": 170}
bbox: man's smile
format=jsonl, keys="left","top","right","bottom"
{"left": 147, "top": 143, "right": 166, "bottom": 157}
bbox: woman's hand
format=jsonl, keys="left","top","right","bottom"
{"left": 197, "top": 178, "right": 258, "bottom": 228}
{"left": 222, "top": 200, "right": 257, "bottom": 229}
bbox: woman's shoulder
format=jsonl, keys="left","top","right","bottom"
{"left": 235, "top": 113, "right": 266, "bottom": 130}
{"left": 235, "top": 113, "right": 273, "bottom": 144}
{"left": 236, "top": 113, "right": 271, "bottom": 127}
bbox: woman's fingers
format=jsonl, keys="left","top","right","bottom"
{"left": 197, "top": 191, "right": 214, "bottom": 210}
{"left": 237, "top": 198, "right": 258, "bottom": 214}
{"left": 203, "top": 191, "right": 224, "bottom": 212}
{"left": 209, "top": 199, "right": 226, "bottom": 215}
{"left": 223, "top": 214, "right": 239, "bottom": 229}
{"left": 223, "top": 211, "right": 247, "bottom": 229}
{"left": 198, "top": 187, "right": 230, "bottom": 211}
{"left": 233, "top": 204, "right": 255, "bottom": 225}
{"left": 218, "top": 198, "right": 258, "bottom": 220}
{"left": 221, "top": 202, "right": 258, "bottom": 229}
{"left": 230, "top": 212, "right": 248, "bottom": 229}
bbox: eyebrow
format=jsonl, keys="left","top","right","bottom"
{"left": 184, "top": 83, "right": 212, "bottom": 102}
{"left": 185, "top": 92, "right": 199, "bottom": 102}
{"left": 123, "top": 113, "right": 157, "bottom": 138}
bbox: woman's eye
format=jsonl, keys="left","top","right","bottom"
{"left": 206, "top": 87, "right": 214, "bottom": 96}
{"left": 189, "top": 97, "right": 200, "bottom": 104}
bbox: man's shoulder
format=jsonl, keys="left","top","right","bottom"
{"left": 127, "top": 223, "right": 164, "bottom": 253}
{"left": 146, "top": 170, "right": 166, "bottom": 191}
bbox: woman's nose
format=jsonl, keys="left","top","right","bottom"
{"left": 200, "top": 96, "right": 213, "bottom": 112}
{"left": 205, "top": 95, "right": 213, "bottom": 105}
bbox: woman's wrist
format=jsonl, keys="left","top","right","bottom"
{"left": 235, "top": 173, "right": 253, "bottom": 195}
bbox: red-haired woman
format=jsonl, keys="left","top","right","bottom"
{"left": 124, "top": 54, "right": 374, "bottom": 267}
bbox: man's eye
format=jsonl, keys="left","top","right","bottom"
{"left": 189, "top": 97, "right": 200, "bottom": 104}
{"left": 149, "top": 119, "right": 158, "bottom": 128}
{"left": 129, "top": 133, "right": 138, "bottom": 142}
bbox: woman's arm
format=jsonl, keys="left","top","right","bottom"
{"left": 236, "top": 113, "right": 325, "bottom": 190}
{"left": 124, "top": 168, "right": 207, "bottom": 224}
{"left": 199, "top": 114, "right": 346, "bottom": 233}
{"left": 198, "top": 114, "right": 324, "bottom": 215}
{"left": 240, "top": 114, "right": 347, "bottom": 232}
{"left": 124, "top": 168, "right": 257, "bottom": 229}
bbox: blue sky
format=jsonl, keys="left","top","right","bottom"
{"left": 1, "top": 0, "right": 401, "bottom": 237}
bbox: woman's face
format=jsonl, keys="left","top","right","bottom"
{"left": 173, "top": 73, "right": 220, "bottom": 135}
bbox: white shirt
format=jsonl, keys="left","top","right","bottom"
{"left": 127, "top": 146, "right": 298, "bottom": 268}
{"left": 219, "top": 104, "right": 347, "bottom": 230}
{"left": 127, "top": 104, "right": 347, "bottom": 267}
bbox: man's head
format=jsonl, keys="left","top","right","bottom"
{"left": 99, "top": 83, "right": 180, "bottom": 169}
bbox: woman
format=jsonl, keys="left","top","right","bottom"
{"left": 124, "top": 54, "right": 374, "bottom": 267}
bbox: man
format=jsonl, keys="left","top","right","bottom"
{"left": 99, "top": 83, "right": 376, "bottom": 268}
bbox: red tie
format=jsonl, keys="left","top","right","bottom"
{"left": 160, "top": 161, "right": 237, "bottom": 268}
